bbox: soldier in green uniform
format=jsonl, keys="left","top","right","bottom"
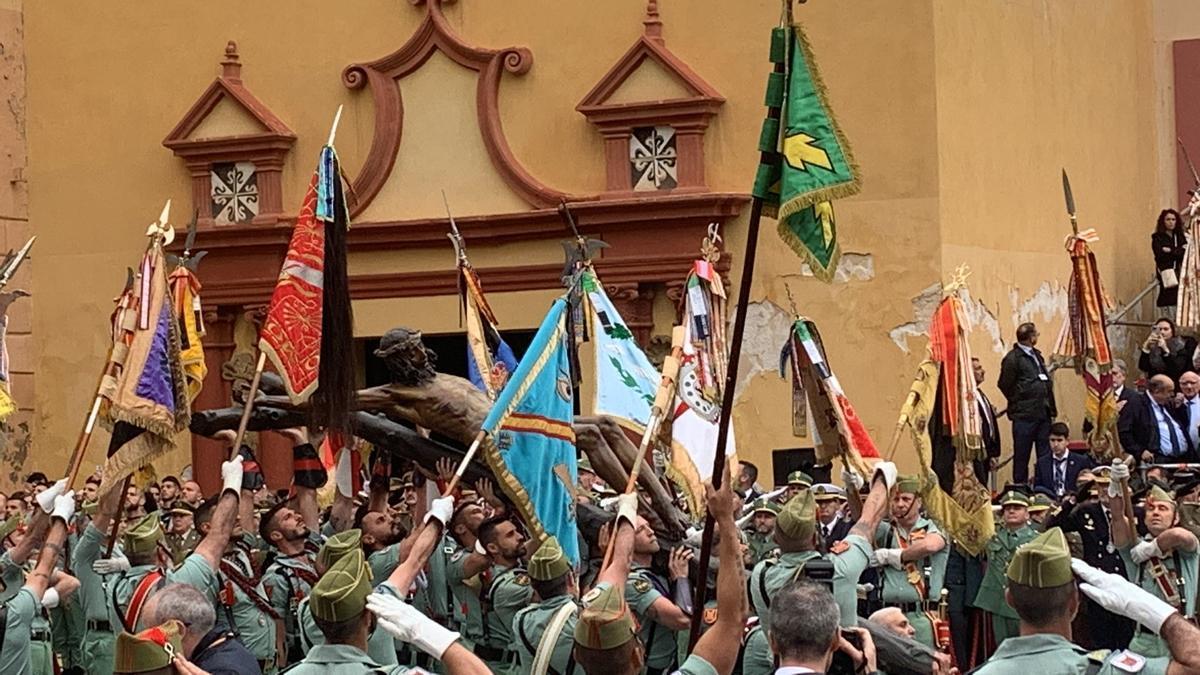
{"left": 260, "top": 500, "right": 321, "bottom": 665}
{"left": 163, "top": 503, "right": 200, "bottom": 566}
{"left": 871, "top": 475, "right": 949, "bottom": 648}
{"left": 972, "top": 489, "right": 1038, "bottom": 646}
{"left": 572, "top": 481, "right": 746, "bottom": 675}
{"left": 444, "top": 500, "right": 489, "bottom": 648}
{"left": 576, "top": 458, "right": 603, "bottom": 507}
{"left": 625, "top": 513, "right": 691, "bottom": 674}
{"left": 1027, "top": 493, "right": 1054, "bottom": 530}
{"left": 973, "top": 526, "right": 1200, "bottom": 675}
{"left": 475, "top": 516, "right": 532, "bottom": 673}
{"left": 750, "top": 461, "right": 895, "bottom": 631}
{"left": 0, "top": 480, "right": 75, "bottom": 675}
{"left": 512, "top": 535, "right": 579, "bottom": 675}
{"left": 72, "top": 476, "right": 126, "bottom": 675}
{"left": 110, "top": 457, "right": 244, "bottom": 634}
{"left": 290, "top": 547, "right": 490, "bottom": 674}
{"left": 745, "top": 497, "right": 779, "bottom": 567}
{"left": 782, "top": 470, "right": 813, "bottom": 503}
{"left": 1108, "top": 463, "right": 1199, "bottom": 658}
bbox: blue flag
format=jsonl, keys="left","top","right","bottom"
{"left": 583, "top": 270, "right": 657, "bottom": 431}
{"left": 480, "top": 296, "right": 579, "bottom": 563}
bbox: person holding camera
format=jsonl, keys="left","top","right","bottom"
{"left": 972, "top": 526, "right": 1200, "bottom": 675}
{"left": 750, "top": 462, "right": 897, "bottom": 632}
{"left": 766, "top": 581, "right": 877, "bottom": 675}
{"left": 1138, "top": 318, "right": 1197, "bottom": 385}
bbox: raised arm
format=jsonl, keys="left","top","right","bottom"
{"left": 595, "top": 494, "right": 637, "bottom": 590}
{"left": 26, "top": 491, "right": 74, "bottom": 600}
{"left": 386, "top": 496, "right": 454, "bottom": 594}
{"left": 691, "top": 481, "right": 747, "bottom": 675}
{"left": 192, "top": 456, "right": 244, "bottom": 570}
{"left": 850, "top": 462, "right": 897, "bottom": 543}
{"left": 1154, "top": 527, "right": 1199, "bottom": 554}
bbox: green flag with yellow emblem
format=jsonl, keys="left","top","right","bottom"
{"left": 752, "top": 22, "right": 860, "bottom": 281}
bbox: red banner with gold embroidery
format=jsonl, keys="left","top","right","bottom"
{"left": 259, "top": 174, "right": 324, "bottom": 403}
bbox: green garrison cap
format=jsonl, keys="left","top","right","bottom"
{"left": 812, "top": 483, "right": 846, "bottom": 502}
{"left": 1028, "top": 494, "right": 1054, "bottom": 513}
{"left": 113, "top": 620, "right": 184, "bottom": 674}
{"left": 896, "top": 475, "right": 922, "bottom": 495}
{"left": 0, "top": 514, "right": 21, "bottom": 540}
{"left": 529, "top": 535, "right": 572, "bottom": 581}
{"left": 777, "top": 491, "right": 817, "bottom": 541}
{"left": 311, "top": 548, "right": 373, "bottom": 623}
{"left": 750, "top": 497, "right": 781, "bottom": 516}
{"left": 787, "top": 471, "right": 813, "bottom": 488}
{"left": 1148, "top": 484, "right": 1177, "bottom": 507}
{"left": 575, "top": 584, "right": 637, "bottom": 650}
{"left": 578, "top": 456, "right": 595, "bottom": 474}
{"left": 317, "top": 528, "right": 362, "bottom": 572}
{"left": 122, "top": 512, "right": 164, "bottom": 556}
{"left": 1000, "top": 491, "right": 1030, "bottom": 507}
{"left": 1007, "top": 527, "right": 1073, "bottom": 588}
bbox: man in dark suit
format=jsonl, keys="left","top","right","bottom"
{"left": 973, "top": 357, "right": 1002, "bottom": 484}
{"left": 1118, "top": 373, "right": 1193, "bottom": 465}
{"left": 997, "top": 322, "right": 1056, "bottom": 484}
{"left": 1033, "top": 422, "right": 1093, "bottom": 498}
{"left": 1174, "top": 370, "right": 1200, "bottom": 453}
{"left": 813, "top": 484, "right": 852, "bottom": 549}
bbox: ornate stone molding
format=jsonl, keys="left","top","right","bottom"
{"left": 342, "top": 0, "right": 585, "bottom": 216}
{"left": 163, "top": 42, "right": 296, "bottom": 227}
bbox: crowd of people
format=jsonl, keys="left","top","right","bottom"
{"left": 5, "top": 315, "right": 1200, "bottom": 674}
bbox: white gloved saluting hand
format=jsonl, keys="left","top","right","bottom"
{"left": 36, "top": 479, "right": 69, "bottom": 515}
{"left": 221, "top": 455, "right": 244, "bottom": 495}
{"left": 1072, "top": 559, "right": 1177, "bottom": 634}
{"left": 367, "top": 591, "right": 460, "bottom": 659}
{"left": 424, "top": 496, "right": 455, "bottom": 527}
{"left": 93, "top": 553, "right": 131, "bottom": 576}
{"left": 1129, "top": 538, "right": 1165, "bottom": 564}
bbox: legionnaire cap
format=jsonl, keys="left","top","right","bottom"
{"left": 0, "top": 514, "right": 21, "bottom": 540}
{"left": 113, "top": 620, "right": 184, "bottom": 673}
{"left": 896, "top": 475, "right": 922, "bottom": 495}
{"left": 776, "top": 491, "right": 817, "bottom": 541}
{"left": 575, "top": 584, "right": 637, "bottom": 650}
{"left": 317, "top": 528, "right": 362, "bottom": 571}
{"left": 1028, "top": 494, "right": 1054, "bottom": 513}
{"left": 1147, "top": 484, "right": 1177, "bottom": 507}
{"left": 1006, "top": 527, "right": 1073, "bottom": 588}
{"left": 787, "top": 471, "right": 813, "bottom": 488}
{"left": 812, "top": 483, "right": 846, "bottom": 502}
{"left": 122, "top": 512, "right": 165, "bottom": 556}
{"left": 999, "top": 491, "right": 1030, "bottom": 507}
{"left": 310, "top": 548, "right": 373, "bottom": 623}
{"left": 750, "top": 498, "right": 781, "bottom": 516}
{"left": 529, "top": 535, "right": 572, "bottom": 581}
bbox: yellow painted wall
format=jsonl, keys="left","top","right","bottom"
{"left": 19, "top": 1, "right": 1177, "bottom": 489}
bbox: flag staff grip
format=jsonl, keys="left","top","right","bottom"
{"left": 601, "top": 326, "right": 684, "bottom": 570}
{"left": 443, "top": 430, "right": 487, "bottom": 496}
{"left": 64, "top": 366, "right": 113, "bottom": 489}
{"left": 227, "top": 351, "right": 267, "bottom": 462}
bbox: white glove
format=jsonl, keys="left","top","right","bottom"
{"left": 92, "top": 554, "right": 131, "bottom": 575}
{"left": 616, "top": 493, "right": 638, "bottom": 526}
{"left": 682, "top": 526, "right": 703, "bottom": 547}
{"left": 424, "top": 496, "right": 455, "bottom": 527}
{"left": 367, "top": 592, "right": 459, "bottom": 658}
{"left": 474, "top": 538, "right": 488, "bottom": 556}
{"left": 872, "top": 461, "right": 898, "bottom": 490}
{"left": 36, "top": 479, "right": 68, "bottom": 515}
{"left": 1072, "top": 559, "right": 1177, "bottom": 634}
{"left": 1129, "top": 538, "right": 1165, "bottom": 564}
{"left": 50, "top": 491, "right": 75, "bottom": 523}
{"left": 41, "top": 588, "right": 60, "bottom": 609}
{"left": 842, "top": 469, "right": 864, "bottom": 492}
{"left": 872, "top": 548, "right": 904, "bottom": 570}
{"left": 221, "top": 455, "right": 244, "bottom": 495}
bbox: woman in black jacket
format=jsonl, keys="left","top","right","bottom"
{"left": 1153, "top": 208, "right": 1186, "bottom": 310}
{"left": 1138, "top": 316, "right": 1198, "bottom": 384}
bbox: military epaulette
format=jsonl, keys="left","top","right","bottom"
{"left": 514, "top": 572, "right": 531, "bottom": 586}
{"left": 830, "top": 541, "right": 850, "bottom": 554}
{"left": 702, "top": 606, "right": 718, "bottom": 625}
{"left": 632, "top": 578, "right": 651, "bottom": 594}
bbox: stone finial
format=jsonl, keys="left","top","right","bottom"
{"left": 221, "top": 41, "right": 242, "bottom": 81}
{"left": 644, "top": 0, "right": 663, "bottom": 40}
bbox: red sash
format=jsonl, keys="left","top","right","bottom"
{"left": 125, "top": 570, "right": 164, "bottom": 629}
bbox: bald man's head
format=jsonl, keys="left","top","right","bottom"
{"left": 869, "top": 607, "right": 915, "bottom": 639}
{"left": 1150, "top": 374, "right": 1176, "bottom": 404}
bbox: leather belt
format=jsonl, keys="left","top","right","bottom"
{"left": 86, "top": 620, "right": 113, "bottom": 633}
{"left": 474, "top": 643, "right": 516, "bottom": 662}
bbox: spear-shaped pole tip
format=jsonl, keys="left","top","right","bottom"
{"left": 327, "top": 105, "right": 344, "bottom": 147}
